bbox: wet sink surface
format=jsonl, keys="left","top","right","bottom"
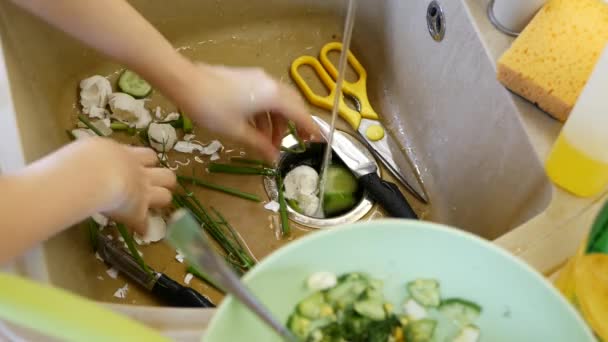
{"left": 0, "top": 0, "right": 551, "bottom": 306}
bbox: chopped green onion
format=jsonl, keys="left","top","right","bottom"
{"left": 177, "top": 175, "right": 261, "bottom": 202}
{"left": 276, "top": 173, "right": 291, "bottom": 236}
{"left": 87, "top": 218, "right": 100, "bottom": 252}
{"left": 187, "top": 265, "right": 225, "bottom": 293}
{"left": 229, "top": 156, "right": 271, "bottom": 168}
{"left": 117, "top": 224, "right": 151, "bottom": 274}
{"left": 110, "top": 122, "right": 130, "bottom": 130}
{"left": 174, "top": 191, "right": 255, "bottom": 271}
{"left": 78, "top": 114, "right": 104, "bottom": 137}
{"left": 208, "top": 163, "right": 276, "bottom": 176}
{"left": 182, "top": 114, "right": 194, "bottom": 133}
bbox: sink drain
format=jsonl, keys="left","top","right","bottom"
{"left": 263, "top": 131, "right": 379, "bottom": 229}
{"left": 427, "top": 1, "right": 446, "bottom": 42}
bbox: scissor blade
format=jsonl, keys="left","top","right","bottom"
{"left": 358, "top": 119, "right": 428, "bottom": 204}
{"left": 312, "top": 116, "right": 377, "bottom": 177}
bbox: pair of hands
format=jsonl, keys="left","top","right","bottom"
{"left": 94, "top": 63, "right": 318, "bottom": 232}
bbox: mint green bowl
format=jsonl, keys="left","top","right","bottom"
{"left": 205, "top": 220, "right": 594, "bottom": 341}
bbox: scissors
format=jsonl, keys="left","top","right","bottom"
{"left": 290, "top": 42, "right": 428, "bottom": 204}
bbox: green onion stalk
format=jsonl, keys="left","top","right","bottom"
{"left": 177, "top": 175, "right": 261, "bottom": 202}
{"left": 229, "top": 156, "right": 271, "bottom": 168}
{"left": 208, "top": 163, "right": 276, "bottom": 176}
{"left": 276, "top": 173, "right": 291, "bottom": 237}
{"left": 173, "top": 185, "right": 256, "bottom": 272}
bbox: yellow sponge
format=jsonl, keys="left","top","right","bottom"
{"left": 497, "top": 0, "right": 608, "bottom": 121}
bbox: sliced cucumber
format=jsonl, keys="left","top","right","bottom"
{"left": 369, "top": 278, "right": 383, "bottom": 290}
{"left": 298, "top": 292, "right": 326, "bottom": 319}
{"left": 452, "top": 324, "right": 480, "bottom": 342}
{"left": 439, "top": 298, "right": 482, "bottom": 327}
{"left": 326, "top": 277, "right": 368, "bottom": 308}
{"left": 407, "top": 279, "right": 441, "bottom": 307}
{"left": 118, "top": 70, "right": 152, "bottom": 98}
{"left": 287, "top": 313, "right": 311, "bottom": 340}
{"left": 308, "top": 329, "right": 324, "bottom": 342}
{"left": 406, "top": 318, "right": 437, "bottom": 342}
{"left": 323, "top": 193, "right": 357, "bottom": 216}
{"left": 365, "top": 287, "right": 384, "bottom": 301}
{"left": 354, "top": 299, "right": 386, "bottom": 321}
{"left": 325, "top": 165, "right": 358, "bottom": 194}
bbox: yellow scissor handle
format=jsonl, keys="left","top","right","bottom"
{"left": 319, "top": 42, "right": 380, "bottom": 121}
{"left": 290, "top": 55, "right": 362, "bottom": 129}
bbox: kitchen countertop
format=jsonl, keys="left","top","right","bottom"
{"left": 466, "top": 0, "right": 608, "bottom": 276}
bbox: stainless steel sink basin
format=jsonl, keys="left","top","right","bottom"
{"left": 0, "top": 0, "right": 551, "bottom": 336}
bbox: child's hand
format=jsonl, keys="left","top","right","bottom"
{"left": 90, "top": 139, "right": 176, "bottom": 233}
{"left": 176, "top": 64, "right": 320, "bottom": 162}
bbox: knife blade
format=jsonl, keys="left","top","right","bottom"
{"left": 313, "top": 116, "right": 418, "bottom": 219}
{"left": 96, "top": 232, "right": 214, "bottom": 308}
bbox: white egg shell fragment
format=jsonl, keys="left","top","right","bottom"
{"left": 173, "top": 141, "right": 202, "bottom": 154}
{"left": 136, "top": 214, "right": 167, "bottom": 243}
{"left": 91, "top": 213, "right": 109, "bottom": 227}
{"left": 79, "top": 75, "right": 112, "bottom": 118}
{"left": 200, "top": 140, "right": 223, "bottom": 155}
{"left": 264, "top": 200, "right": 280, "bottom": 213}
{"left": 70, "top": 128, "right": 96, "bottom": 140}
{"left": 148, "top": 123, "right": 177, "bottom": 152}
{"left": 108, "top": 92, "right": 151, "bottom": 129}
{"left": 162, "top": 112, "right": 180, "bottom": 122}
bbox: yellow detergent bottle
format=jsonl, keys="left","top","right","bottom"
{"left": 546, "top": 44, "right": 608, "bottom": 197}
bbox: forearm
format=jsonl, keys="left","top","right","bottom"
{"left": 11, "top": 0, "right": 196, "bottom": 107}
{"left": 0, "top": 140, "right": 116, "bottom": 264}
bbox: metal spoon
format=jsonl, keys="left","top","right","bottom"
{"left": 166, "top": 209, "right": 297, "bottom": 342}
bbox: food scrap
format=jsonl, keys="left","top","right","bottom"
{"left": 113, "top": 284, "right": 129, "bottom": 299}
{"left": 175, "top": 250, "right": 185, "bottom": 263}
{"left": 263, "top": 200, "right": 280, "bottom": 213}
{"left": 106, "top": 267, "right": 119, "bottom": 279}
{"left": 79, "top": 75, "right": 112, "bottom": 118}
{"left": 184, "top": 273, "right": 194, "bottom": 285}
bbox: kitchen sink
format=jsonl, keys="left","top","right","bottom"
{"left": 0, "top": 0, "right": 552, "bottom": 337}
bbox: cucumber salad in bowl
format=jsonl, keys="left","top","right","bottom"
{"left": 288, "top": 272, "right": 481, "bottom": 342}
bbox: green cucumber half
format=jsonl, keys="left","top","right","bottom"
{"left": 118, "top": 70, "right": 152, "bottom": 98}
{"left": 325, "top": 164, "right": 358, "bottom": 194}
{"left": 323, "top": 193, "right": 357, "bottom": 216}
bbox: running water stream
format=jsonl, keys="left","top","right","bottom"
{"left": 315, "top": 0, "right": 358, "bottom": 218}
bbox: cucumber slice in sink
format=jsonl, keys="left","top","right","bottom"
{"left": 407, "top": 278, "right": 441, "bottom": 307}
{"left": 118, "top": 70, "right": 152, "bottom": 98}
